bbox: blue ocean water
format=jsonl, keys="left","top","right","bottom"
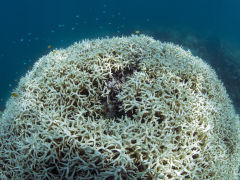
{"left": 0, "top": 0, "right": 240, "bottom": 113}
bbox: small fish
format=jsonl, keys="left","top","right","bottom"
{"left": 135, "top": 30, "right": 140, "bottom": 34}
{"left": 12, "top": 93, "right": 19, "bottom": 98}
{"left": 0, "top": 110, "right": 2, "bottom": 115}
{"left": 53, "top": 50, "right": 57, "bottom": 54}
{"left": 48, "top": 45, "right": 52, "bottom": 49}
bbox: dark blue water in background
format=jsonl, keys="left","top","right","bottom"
{"left": 0, "top": 0, "right": 240, "bottom": 113}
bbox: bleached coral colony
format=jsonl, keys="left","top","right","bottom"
{"left": 0, "top": 35, "right": 239, "bottom": 179}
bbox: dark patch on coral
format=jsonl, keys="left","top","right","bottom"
{"left": 101, "top": 59, "right": 141, "bottom": 120}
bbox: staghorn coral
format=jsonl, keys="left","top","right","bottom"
{"left": 0, "top": 35, "right": 239, "bottom": 179}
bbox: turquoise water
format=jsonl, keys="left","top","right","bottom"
{"left": 0, "top": 0, "right": 240, "bottom": 113}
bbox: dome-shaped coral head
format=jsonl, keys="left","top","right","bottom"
{"left": 0, "top": 35, "right": 239, "bottom": 179}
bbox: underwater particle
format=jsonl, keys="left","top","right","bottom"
{"left": 48, "top": 45, "right": 52, "bottom": 49}
{"left": 8, "top": 84, "right": 12, "bottom": 87}
{"left": 102, "top": 10, "right": 106, "bottom": 14}
{"left": 27, "top": 32, "right": 32, "bottom": 36}
{"left": 117, "top": 12, "right": 121, "bottom": 15}
{"left": 96, "top": 17, "right": 99, "bottom": 21}
{"left": 20, "top": 38, "right": 24, "bottom": 42}
{"left": 11, "top": 93, "right": 19, "bottom": 98}
{"left": 58, "top": 24, "right": 65, "bottom": 28}
{"left": 135, "top": 30, "right": 140, "bottom": 34}
{"left": 71, "top": 27, "right": 75, "bottom": 30}
{"left": 75, "top": 14, "right": 80, "bottom": 18}
{"left": 51, "top": 30, "right": 55, "bottom": 33}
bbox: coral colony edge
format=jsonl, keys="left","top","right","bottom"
{"left": 0, "top": 35, "right": 239, "bottom": 179}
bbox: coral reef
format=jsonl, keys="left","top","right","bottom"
{"left": 0, "top": 35, "right": 239, "bottom": 179}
